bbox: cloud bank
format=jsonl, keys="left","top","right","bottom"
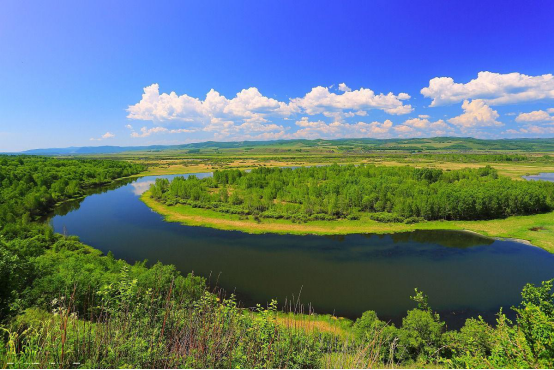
{"left": 126, "top": 83, "right": 413, "bottom": 139}
{"left": 121, "top": 73, "right": 554, "bottom": 142}
{"left": 421, "top": 71, "right": 554, "bottom": 106}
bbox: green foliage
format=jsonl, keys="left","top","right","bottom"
{"left": 0, "top": 156, "right": 144, "bottom": 318}
{"left": 150, "top": 164, "right": 554, "bottom": 222}
{"left": 397, "top": 308, "right": 444, "bottom": 362}
{"left": 0, "top": 156, "right": 144, "bottom": 237}
{"left": 512, "top": 279, "right": 554, "bottom": 365}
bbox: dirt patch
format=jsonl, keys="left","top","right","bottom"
{"left": 530, "top": 226, "right": 546, "bottom": 231}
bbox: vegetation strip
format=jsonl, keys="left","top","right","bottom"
{"left": 142, "top": 164, "right": 554, "bottom": 252}
{"left": 142, "top": 191, "right": 554, "bottom": 252}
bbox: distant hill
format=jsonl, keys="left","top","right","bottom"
{"left": 20, "top": 145, "right": 172, "bottom": 155}
{"left": 12, "top": 137, "right": 554, "bottom": 155}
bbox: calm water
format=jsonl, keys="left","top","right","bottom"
{"left": 524, "top": 172, "right": 554, "bottom": 182}
{"left": 50, "top": 173, "right": 554, "bottom": 328}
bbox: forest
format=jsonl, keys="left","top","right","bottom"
{"left": 1, "top": 156, "right": 554, "bottom": 368}
{"left": 0, "top": 156, "right": 145, "bottom": 228}
{"left": 148, "top": 164, "right": 554, "bottom": 223}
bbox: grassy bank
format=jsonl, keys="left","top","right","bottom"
{"left": 141, "top": 190, "right": 554, "bottom": 253}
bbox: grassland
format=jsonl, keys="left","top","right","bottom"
{"left": 134, "top": 155, "right": 554, "bottom": 180}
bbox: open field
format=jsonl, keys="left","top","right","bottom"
{"left": 136, "top": 157, "right": 554, "bottom": 179}
{"left": 44, "top": 137, "right": 554, "bottom": 157}
{"left": 141, "top": 190, "right": 554, "bottom": 253}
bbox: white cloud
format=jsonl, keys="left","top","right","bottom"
{"left": 127, "top": 84, "right": 293, "bottom": 123}
{"left": 291, "top": 86, "right": 412, "bottom": 116}
{"left": 418, "top": 114, "right": 430, "bottom": 119}
{"left": 508, "top": 108, "right": 554, "bottom": 136}
{"left": 448, "top": 100, "right": 502, "bottom": 128}
{"left": 394, "top": 125, "right": 414, "bottom": 133}
{"left": 421, "top": 71, "right": 554, "bottom": 106}
{"left": 515, "top": 110, "right": 553, "bottom": 123}
{"left": 338, "top": 83, "right": 352, "bottom": 92}
{"left": 128, "top": 84, "right": 412, "bottom": 128}
{"left": 127, "top": 83, "right": 413, "bottom": 140}
{"left": 394, "top": 117, "right": 452, "bottom": 137}
{"left": 510, "top": 125, "right": 554, "bottom": 135}
{"left": 130, "top": 126, "right": 195, "bottom": 138}
{"left": 291, "top": 117, "right": 394, "bottom": 139}
{"left": 90, "top": 132, "right": 115, "bottom": 141}
{"left": 344, "top": 110, "right": 367, "bottom": 117}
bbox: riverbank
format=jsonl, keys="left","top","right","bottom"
{"left": 141, "top": 190, "right": 554, "bottom": 253}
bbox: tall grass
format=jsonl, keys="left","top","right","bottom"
{"left": 0, "top": 267, "right": 395, "bottom": 369}
{"left": 3, "top": 265, "right": 552, "bottom": 368}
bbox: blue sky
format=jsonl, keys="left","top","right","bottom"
{"left": 1, "top": 0, "right": 554, "bottom": 151}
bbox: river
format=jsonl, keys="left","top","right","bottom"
{"left": 50, "top": 172, "right": 554, "bottom": 328}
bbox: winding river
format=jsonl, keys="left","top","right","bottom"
{"left": 50, "top": 172, "right": 554, "bottom": 328}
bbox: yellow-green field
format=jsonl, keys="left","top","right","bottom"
{"left": 141, "top": 190, "right": 554, "bottom": 253}
{"left": 136, "top": 158, "right": 554, "bottom": 180}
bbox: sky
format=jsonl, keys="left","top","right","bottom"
{"left": 1, "top": 0, "right": 554, "bottom": 152}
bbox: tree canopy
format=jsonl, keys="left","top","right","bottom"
{"left": 149, "top": 164, "right": 554, "bottom": 223}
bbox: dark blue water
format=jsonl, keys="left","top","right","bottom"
{"left": 50, "top": 173, "right": 554, "bottom": 328}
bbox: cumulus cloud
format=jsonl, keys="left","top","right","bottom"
{"left": 393, "top": 117, "right": 452, "bottom": 137}
{"left": 508, "top": 125, "right": 554, "bottom": 135}
{"left": 128, "top": 83, "right": 412, "bottom": 125}
{"left": 127, "top": 84, "right": 292, "bottom": 123}
{"left": 448, "top": 100, "right": 502, "bottom": 128}
{"left": 515, "top": 110, "right": 553, "bottom": 123}
{"left": 130, "top": 126, "right": 195, "bottom": 138}
{"left": 291, "top": 86, "right": 412, "bottom": 116}
{"left": 338, "top": 83, "right": 352, "bottom": 92}
{"left": 90, "top": 132, "right": 115, "bottom": 141}
{"left": 421, "top": 71, "right": 554, "bottom": 106}
{"left": 508, "top": 108, "right": 554, "bottom": 136}
{"left": 291, "top": 117, "right": 394, "bottom": 139}
{"left": 126, "top": 83, "right": 413, "bottom": 140}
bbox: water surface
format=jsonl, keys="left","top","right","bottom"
{"left": 51, "top": 173, "right": 554, "bottom": 327}
{"left": 524, "top": 172, "right": 554, "bottom": 182}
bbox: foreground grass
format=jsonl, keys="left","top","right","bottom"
{"left": 141, "top": 191, "right": 554, "bottom": 253}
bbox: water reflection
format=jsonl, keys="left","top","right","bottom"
{"left": 390, "top": 230, "right": 493, "bottom": 249}
{"left": 130, "top": 181, "right": 154, "bottom": 195}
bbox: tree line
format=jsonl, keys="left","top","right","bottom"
{"left": 149, "top": 164, "right": 554, "bottom": 223}
{"left": 0, "top": 156, "right": 145, "bottom": 231}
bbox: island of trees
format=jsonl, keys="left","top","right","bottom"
{"left": 148, "top": 164, "right": 554, "bottom": 224}
{"left": 2, "top": 156, "right": 554, "bottom": 368}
